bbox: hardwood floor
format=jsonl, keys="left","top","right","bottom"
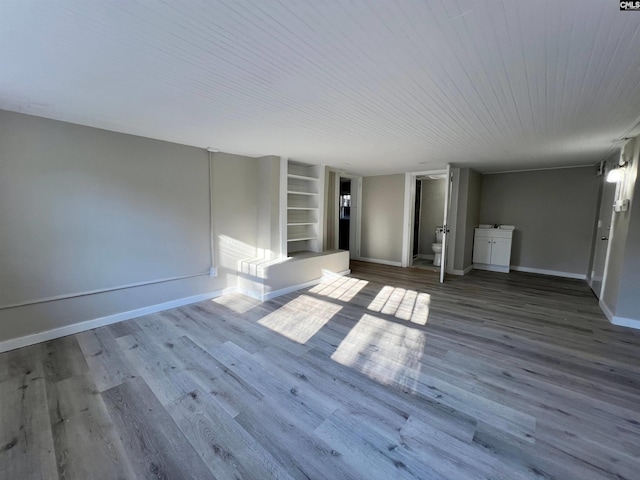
{"left": 1, "top": 260, "right": 640, "bottom": 479}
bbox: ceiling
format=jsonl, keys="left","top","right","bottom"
{"left": 1, "top": 1, "right": 639, "bottom": 175}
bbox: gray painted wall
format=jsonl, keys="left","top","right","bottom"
{"left": 417, "top": 179, "right": 446, "bottom": 255}
{"left": 479, "top": 167, "right": 599, "bottom": 275}
{"left": 360, "top": 174, "right": 405, "bottom": 263}
{"left": 0, "top": 110, "right": 259, "bottom": 342}
{"left": 324, "top": 169, "right": 337, "bottom": 251}
{"left": 615, "top": 146, "right": 640, "bottom": 319}
{"left": 463, "top": 170, "right": 482, "bottom": 268}
{"left": 211, "top": 152, "right": 260, "bottom": 282}
{"left": 256, "top": 155, "right": 282, "bottom": 259}
{"left": 446, "top": 168, "right": 460, "bottom": 274}
{"left": 601, "top": 135, "right": 640, "bottom": 320}
{"left": 451, "top": 168, "right": 482, "bottom": 272}
{"left": 453, "top": 169, "right": 470, "bottom": 272}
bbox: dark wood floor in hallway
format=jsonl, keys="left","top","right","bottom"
{"left": 1, "top": 260, "right": 640, "bottom": 479}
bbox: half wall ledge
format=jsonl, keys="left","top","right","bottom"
{"left": 238, "top": 250, "right": 350, "bottom": 301}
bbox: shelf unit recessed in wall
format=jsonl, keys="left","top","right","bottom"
{"left": 285, "top": 160, "right": 324, "bottom": 254}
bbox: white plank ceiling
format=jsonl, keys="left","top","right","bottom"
{"left": 1, "top": 0, "right": 639, "bottom": 174}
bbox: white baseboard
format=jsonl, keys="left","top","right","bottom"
{"left": 599, "top": 299, "right": 614, "bottom": 322}
{"left": 599, "top": 300, "right": 640, "bottom": 330}
{"left": 357, "top": 257, "right": 402, "bottom": 267}
{"left": 242, "top": 269, "right": 351, "bottom": 302}
{"left": 611, "top": 316, "right": 640, "bottom": 330}
{"left": 450, "top": 265, "right": 474, "bottom": 276}
{"left": 473, "top": 263, "right": 510, "bottom": 273}
{"left": 510, "top": 265, "right": 586, "bottom": 280}
{"left": 0, "top": 266, "right": 356, "bottom": 353}
{"left": 0, "top": 287, "right": 237, "bottom": 354}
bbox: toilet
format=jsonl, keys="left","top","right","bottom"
{"left": 432, "top": 227, "right": 444, "bottom": 266}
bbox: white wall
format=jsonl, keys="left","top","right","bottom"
{"left": 360, "top": 174, "right": 405, "bottom": 264}
{"left": 601, "top": 134, "right": 640, "bottom": 325}
{"left": 0, "top": 110, "right": 259, "bottom": 344}
{"left": 479, "top": 167, "right": 599, "bottom": 276}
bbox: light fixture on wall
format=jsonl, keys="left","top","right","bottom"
{"left": 606, "top": 151, "right": 628, "bottom": 183}
{"left": 606, "top": 163, "right": 627, "bottom": 183}
{"left": 607, "top": 147, "right": 631, "bottom": 212}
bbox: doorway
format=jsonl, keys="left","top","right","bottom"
{"left": 413, "top": 180, "right": 422, "bottom": 259}
{"left": 339, "top": 178, "right": 351, "bottom": 250}
{"left": 332, "top": 174, "right": 361, "bottom": 259}
{"left": 590, "top": 179, "right": 616, "bottom": 299}
{"left": 402, "top": 166, "right": 452, "bottom": 283}
{"left": 412, "top": 176, "right": 448, "bottom": 272}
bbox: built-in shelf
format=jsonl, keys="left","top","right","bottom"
{"left": 288, "top": 173, "right": 319, "bottom": 182}
{"left": 287, "top": 190, "right": 318, "bottom": 196}
{"left": 285, "top": 160, "right": 324, "bottom": 255}
{"left": 288, "top": 235, "right": 318, "bottom": 242}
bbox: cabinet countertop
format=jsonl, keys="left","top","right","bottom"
{"left": 474, "top": 228, "right": 514, "bottom": 238}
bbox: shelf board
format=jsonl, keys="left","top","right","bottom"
{"left": 288, "top": 173, "right": 319, "bottom": 182}
{"left": 287, "top": 222, "right": 316, "bottom": 226}
{"left": 287, "top": 190, "right": 318, "bottom": 196}
{"left": 287, "top": 236, "right": 318, "bottom": 242}
{"left": 287, "top": 207, "right": 318, "bottom": 210}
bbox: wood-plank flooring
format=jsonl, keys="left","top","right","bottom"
{"left": 1, "top": 260, "right": 640, "bottom": 479}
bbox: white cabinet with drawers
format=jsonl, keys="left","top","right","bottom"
{"left": 473, "top": 228, "right": 514, "bottom": 273}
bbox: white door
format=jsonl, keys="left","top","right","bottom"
{"left": 591, "top": 180, "right": 616, "bottom": 298}
{"left": 440, "top": 165, "right": 452, "bottom": 283}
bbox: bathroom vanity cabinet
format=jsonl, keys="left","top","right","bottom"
{"left": 473, "top": 228, "right": 513, "bottom": 273}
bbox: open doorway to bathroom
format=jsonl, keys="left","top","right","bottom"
{"left": 412, "top": 176, "right": 447, "bottom": 271}
{"left": 402, "top": 166, "right": 451, "bottom": 283}
{"left": 338, "top": 178, "right": 351, "bottom": 250}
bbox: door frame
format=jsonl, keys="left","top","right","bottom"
{"left": 332, "top": 171, "right": 362, "bottom": 260}
{"left": 440, "top": 165, "right": 452, "bottom": 283}
{"left": 596, "top": 165, "right": 623, "bottom": 299}
{"left": 413, "top": 179, "right": 423, "bottom": 259}
{"left": 401, "top": 167, "right": 451, "bottom": 282}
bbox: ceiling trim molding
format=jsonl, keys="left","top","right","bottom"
{"left": 484, "top": 164, "right": 596, "bottom": 175}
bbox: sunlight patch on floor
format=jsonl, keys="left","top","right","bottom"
{"left": 331, "top": 314, "right": 425, "bottom": 392}
{"left": 309, "top": 275, "right": 350, "bottom": 296}
{"left": 258, "top": 295, "right": 342, "bottom": 343}
{"left": 367, "top": 287, "right": 430, "bottom": 325}
{"left": 211, "top": 294, "right": 259, "bottom": 314}
{"left": 310, "top": 276, "right": 369, "bottom": 302}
